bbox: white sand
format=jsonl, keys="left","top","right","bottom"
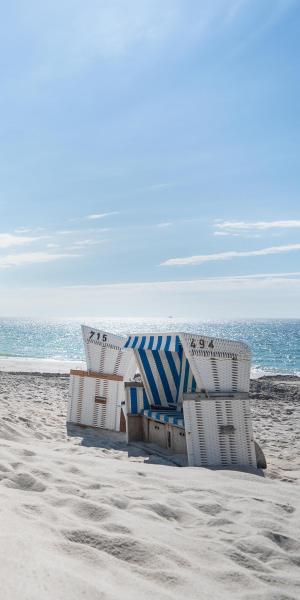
{"left": 0, "top": 357, "right": 85, "bottom": 374}
{"left": 0, "top": 372, "right": 299, "bottom": 600}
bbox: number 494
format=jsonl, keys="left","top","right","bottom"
{"left": 191, "top": 338, "right": 214, "bottom": 349}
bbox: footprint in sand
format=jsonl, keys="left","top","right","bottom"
{"left": 22, "top": 449, "right": 36, "bottom": 457}
{"left": 208, "top": 517, "right": 234, "bottom": 527}
{"left": 71, "top": 499, "right": 111, "bottom": 521}
{"left": 102, "top": 523, "right": 132, "bottom": 535}
{"left": 193, "top": 502, "right": 223, "bottom": 516}
{"left": 107, "top": 496, "right": 129, "bottom": 510}
{"left": 22, "top": 503, "right": 43, "bottom": 516}
{"left": 276, "top": 503, "right": 295, "bottom": 514}
{"left": 0, "top": 463, "right": 11, "bottom": 473}
{"left": 3, "top": 472, "right": 46, "bottom": 492}
{"left": 63, "top": 529, "right": 152, "bottom": 564}
{"left": 63, "top": 527, "right": 189, "bottom": 570}
{"left": 265, "top": 531, "right": 300, "bottom": 553}
{"left": 228, "top": 549, "right": 270, "bottom": 573}
{"left": 146, "top": 502, "right": 182, "bottom": 522}
{"left": 55, "top": 483, "right": 87, "bottom": 498}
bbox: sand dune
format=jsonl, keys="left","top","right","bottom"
{"left": 0, "top": 372, "right": 299, "bottom": 599}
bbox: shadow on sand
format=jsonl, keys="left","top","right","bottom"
{"left": 66, "top": 423, "right": 265, "bottom": 475}
{"left": 66, "top": 422, "right": 186, "bottom": 466}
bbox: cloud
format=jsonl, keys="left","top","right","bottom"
{"left": 67, "top": 239, "right": 109, "bottom": 250}
{"left": 0, "top": 251, "right": 79, "bottom": 269}
{"left": 156, "top": 222, "right": 173, "bottom": 228}
{"left": 1, "top": 270, "right": 299, "bottom": 318}
{"left": 57, "top": 228, "right": 110, "bottom": 235}
{"left": 161, "top": 243, "right": 300, "bottom": 266}
{"left": 213, "top": 231, "right": 261, "bottom": 238}
{"left": 63, "top": 271, "right": 300, "bottom": 294}
{"left": 0, "top": 233, "right": 44, "bottom": 249}
{"left": 72, "top": 239, "right": 107, "bottom": 247}
{"left": 148, "top": 182, "right": 177, "bottom": 191}
{"left": 86, "top": 212, "right": 119, "bottom": 221}
{"left": 14, "top": 227, "right": 45, "bottom": 234}
{"left": 215, "top": 219, "right": 300, "bottom": 232}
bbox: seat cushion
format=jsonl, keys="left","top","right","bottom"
{"left": 142, "top": 409, "right": 184, "bottom": 428}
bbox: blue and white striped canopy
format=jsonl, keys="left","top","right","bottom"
{"left": 124, "top": 333, "right": 198, "bottom": 407}
{"left": 124, "top": 334, "right": 181, "bottom": 352}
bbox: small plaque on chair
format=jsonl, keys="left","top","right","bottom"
{"left": 219, "top": 424, "right": 235, "bottom": 435}
{"left": 95, "top": 396, "right": 107, "bottom": 404}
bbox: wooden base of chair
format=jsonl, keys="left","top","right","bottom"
{"left": 126, "top": 414, "right": 187, "bottom": 454}
{"left": 126, "top": 414, "right": 143, "bottom": 442}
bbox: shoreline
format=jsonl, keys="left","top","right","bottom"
{"left": 0, "top": 355, "right": 299, "bottom": 379}
{"left": 0, "top": 356, "right": 85, "bottom": 374}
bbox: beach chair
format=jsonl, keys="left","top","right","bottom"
{"left": 68, "top": 326, "right": 136, "bottom": 432}
{"left": 123, "top": 332, "right": 258, "bottom": 469}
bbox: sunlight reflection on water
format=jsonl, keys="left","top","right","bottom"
{"left": 0, "top": 317, "right": 299, "bottom": 376}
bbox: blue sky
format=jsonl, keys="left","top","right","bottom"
{"left": 0, "top": 0, "right": 299, "bottom": 318}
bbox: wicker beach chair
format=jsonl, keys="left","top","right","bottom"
{"left": 124, "top": 332, "right": 258, "bottom": 469}
{"left": 68, "top": 326, "right": 136, "bottom": 432}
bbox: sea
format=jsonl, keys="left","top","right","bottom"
{"left": 0, "top": 318, "right": 299, "bottom": 377}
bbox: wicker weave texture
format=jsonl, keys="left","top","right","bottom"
{"left": 183, "top": 396, "right": 256, "bottom": 468}
{"left": 181, "top": 333, "right": 251, "bottom": 393}
{"left": 81, "top": 325, "right": 136, "bottom": 377}
{"left": 68, "top": 373, "right": 123, "bottom": 431}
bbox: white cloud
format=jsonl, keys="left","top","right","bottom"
{"left": 0, "top": 233, "right": 43, "bottom": 249}
{"left": 213, "top": 231, "right": 261, "bottom": 238}
{"left": 156, "top": 222, "right": 173, "bottom": 228}
{"left": 57, "top": 228, "right": 110, "bottom": 235}
{"left": 215, "top": 219, "right": 300, "bottom": 232}
{"left": 0, "top": 251, "right": 79, "bottom": 269}
{"left": 62, "top": 271, "right": 300, "bottom": 294}
{"left": 214, "top": 231, "right": 243, "bottom": 237}
{"left": 86, "top": 212, "right": 119, "bottom": 221}
{"left": 70, "top": 240, "right": 107, "bottom": 248}
{"left": 14, "top": 227, "right": 45, "bottom": 234}
{"left": 14, "top": 228, "right": 34, "bottom": 234}
{"left": 161, "top": 243, "right": 300, "bottom": 266}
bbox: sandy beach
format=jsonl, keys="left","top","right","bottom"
{"left": 1, "top": 0, "right": 299, "bottom": 596}
{"left": 0, "top": 371, "right": 299, "bottom": 600}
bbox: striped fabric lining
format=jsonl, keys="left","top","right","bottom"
{"left": 126, "top": 386, "right": 150, "bottom": 415}
{"left": 143, "top": 409, "right": 184, "bottom": 428}
{"left": 125, "top": 333, "right": 199, "bottom": 409}
{"left": 137, "top": 348, "right": 183, "bottom": 407}
{"left": 134, "top": 349, "right": 197, "bottom": 408}
{"left": 124, "top": 334, "right": 181, "bottom": 352}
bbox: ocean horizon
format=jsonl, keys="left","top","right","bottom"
{"left": 0, "top": 317, "right": 299, "bottom": 377}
